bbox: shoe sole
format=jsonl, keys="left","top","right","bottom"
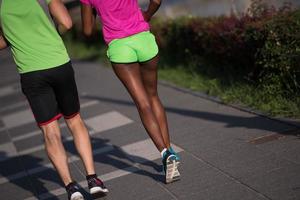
{"left": 71, "top": 192, "right": 85, "bottom": 200}
{"left": 90, "top": 187, "right": 109, "bottom": 199}
{"left": 165, "top": 158, "right": 180, "bottom": 184}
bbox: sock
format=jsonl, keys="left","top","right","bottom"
{"left": 160, "top": 148, "right": 167, "bottom": 158}
{"left": 65, "top": 181, "right": 75, "bottom": 190}
{"left": 86, "top": 174, "right": 97, "bottom": 180}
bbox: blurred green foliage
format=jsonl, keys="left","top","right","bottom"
{"left": 151, "top": 2, "right": 300, "bottom": 98}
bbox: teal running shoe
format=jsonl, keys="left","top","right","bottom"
{"left": 162, "top": 150, "right": 180, "bottom": 184}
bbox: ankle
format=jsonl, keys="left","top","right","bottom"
{"left": 86, "top": 174, "right": 97, "bottom": 180}
{"left": 65, "top": 181, "right": 76, "bottom": 189}
{"left": 160, "top": 148, "right": 168, "bottom": 158}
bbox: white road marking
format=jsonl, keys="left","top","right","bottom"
{"left": 0, "top": 143, "right": 18, "bottom": 162}
{"left": 15, "top": 111, "right": 133, "bottom": 156}
{"left": 0, "top": 85, "right": 19, "bottom": 98}
{"left": 1, "top": 100, "right": 99, "bottom": 129}
{"left": 0, "top": 145, "right": 114, "bottom": 185}
{"left": 0, "top": 139, "right": 182, "bottom": 187}
{"left": 0, "top": 101, "right": 27, "bottom": 113}
{"left": 85, "top": 111, "right": 133, "bottom": 132}
{"left": 0, "top": 110, "right": 133, "bottom": 162}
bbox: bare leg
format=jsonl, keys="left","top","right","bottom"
{"left": 41, "top": 121, "right": 72, "bottom": 186}
{"left": 140, "top": 56, "right": 171, "bottom": 148}
{"left": 65, "top": 114, "right": 95, "bottom": 175}
{"left": 111, "top": 62, "right": 166, "bottom": 152}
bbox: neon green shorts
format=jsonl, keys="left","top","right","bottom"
{"left": 107, "top": 31, "right": 159, "bottom": 63}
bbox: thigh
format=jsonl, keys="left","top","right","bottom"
{"left": 140, "top": 55, "right": 159, "bottom": 96}
{"left": 21, "top": 72, "right": 60, "bottom": 126}
{"left": 111, "top": 62, "right": 150, "bottom": 105}
{"left": 50, "top": 62, "right": 80, "bottom": 118}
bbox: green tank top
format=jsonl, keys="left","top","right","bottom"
{"left": 0, "top": 0, "right": 70, "bottom": 73}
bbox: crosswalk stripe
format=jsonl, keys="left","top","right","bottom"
{"left": 0, "top": 139, "right": 182, "bottom": 186}
{"left": 0, "top": 101, "right": 27, "bottom": 113}
{"left": 85, "top": 111, "right": 133, "bottom": 132}
{"left": 23, "top": 139, "right": 183, "bottom": 200}
{"left": 1, "top": 100, "right": 99, "bottom": 129}
{"left": 0, "top": 85, "right": 19, "bottom": 98}
{"left": 0, "top": 145, "right": 114, "bottom": 185}
{"left": 17, "top": 111, "right": 132, "bottom": 156}
{"left": 0, "top": 143, "right": 17, "bottom": 162}
{"left": 0, "top": 111, "right": 133, "bottom": 162}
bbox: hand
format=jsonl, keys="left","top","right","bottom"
{"left": 142, "top": 11, "right": 151, "bottom": 22}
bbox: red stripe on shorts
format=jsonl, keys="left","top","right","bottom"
{"left": 64, "top": 112, "right": 79, "bottom": 119}
{"left": 38, "top": 114, "right": 63, "bottom": 126}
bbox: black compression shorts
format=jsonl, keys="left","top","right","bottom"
{"left": 20, "top": 61, "right": 80, "bottom": 126}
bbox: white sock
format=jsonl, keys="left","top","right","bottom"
{"left": 160, "top": 148, "right": 167, "bottom": 158}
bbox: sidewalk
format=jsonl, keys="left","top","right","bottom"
{"left": 0, "top": 49, "right": 300, "bottom": 200}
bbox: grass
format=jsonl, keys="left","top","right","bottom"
{"left": 158, "top": 66, "right": 300, "bottom": 118}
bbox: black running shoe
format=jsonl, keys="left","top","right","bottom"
{"left": 162, "top": 150, "right": 181, "bottom": 184}
{"left": 65, "top": 182, "right": 84, "bottom": 200}
{"left": 87, "top": 176, "right": 109, "bottom": 198}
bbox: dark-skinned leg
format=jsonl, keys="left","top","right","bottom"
{"left": 111, "top": 62, "right": 166, "bottom": 152}
{"left": 140, "top": 56, "right": 171, "bottom": 148}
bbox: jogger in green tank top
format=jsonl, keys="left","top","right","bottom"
{"left": 0, "top": 1, "right": 108, "bottom": 199}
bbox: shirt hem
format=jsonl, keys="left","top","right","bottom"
{"left": 18, "top": 58, "right": 71, "bottom": 74}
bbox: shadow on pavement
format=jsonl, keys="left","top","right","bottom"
{"left": 0, "top": 151, "right": 60, "bottom": 200}
{"left": 65, "top": 136, "right": 164, "bottom": 183}
{"left": 0, "top": 131, "right": 164, "bottom": 199}
{"left": 81, "top": 95, "right": 300, "bottom": 136}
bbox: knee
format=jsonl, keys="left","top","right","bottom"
{"left": 65, "top": 114, "right": 82, "bottom": 128}
{"left": 136, "top": 100, "right": 152, "bottom": 113}
{"left": 146, "top": 89, "right": 158, "bottom": 99}
{"left": 42, "top": 127, "right": 61, "bottom": 144}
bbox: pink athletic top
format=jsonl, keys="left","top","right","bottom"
{"left": 80, "top": 0, "right": 150, "bottom": 44}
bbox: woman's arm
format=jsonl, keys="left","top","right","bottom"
{"left": 81, "top": 4, "right": 96, "bottom": 37}
{"left": 0, "top": 35, "right": 8, "bottom": 50}
{"left": 48, "top": 0, "right": 73, "bottom": 34}
{"left": 0, "top": 29, "right": 8, "bottom": 50}
{"left": 143, "top": 0, "right": 162, "bottom": 22}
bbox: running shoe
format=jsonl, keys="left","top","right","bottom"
{"left": 87, "top": 176, "right": 109, "bottom": 198}
{"left": 162, "top": 150, "right": 180, "bottom": 184}
{"left": 66, "top": 182, "right": 84, "bottom": 200}
{"left": 169, "top": 146, "right": 180, "bottom": 161}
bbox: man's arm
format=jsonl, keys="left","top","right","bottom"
{"left": 143, "top": 0, "right": 162, "bottom": 22}
{"left": 81, "top": 4, "right": 96, "bottom": 37}
{"left": 48, "top": 0, "right": 73, "bottom": 34}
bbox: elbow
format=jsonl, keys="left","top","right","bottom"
{"left": 60, "top": 17, "right": 73, "bottom": 31}
{"left": 63, "top": 20, "right": 73, "bottom": 30}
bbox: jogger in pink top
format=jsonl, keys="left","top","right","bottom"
{"left": 81, "top": 0, "right": 181, "bottom": 185}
